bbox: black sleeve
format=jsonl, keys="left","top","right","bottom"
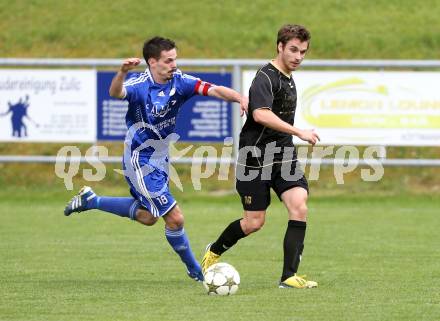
{"left": 248, "top": 71, "right": 274, "bottom": 114}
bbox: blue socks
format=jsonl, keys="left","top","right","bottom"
{"left": 87, "top": 196, "right": 140, "bottom": 220}
{"left": 165, "top": 227, "right": 202, "bottom": 276}
{"left": 85, "top": 193, "right": 202, "bottom": 278}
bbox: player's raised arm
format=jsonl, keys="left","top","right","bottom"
{"left": 253, "top": 108, "right": 320, "bottom": 145}
{"left": 109, "top": 58, "right": 142, "bottom": 98}
{"left": 208, "top": 86, "right": 249, "bottom": 116}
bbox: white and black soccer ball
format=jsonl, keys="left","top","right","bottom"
{"left": 203, "top": 262, "right": 240, "bottom": 296}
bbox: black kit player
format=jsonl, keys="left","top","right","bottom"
{"left": 202, "top": 24, "right": 320, "bottom": 288}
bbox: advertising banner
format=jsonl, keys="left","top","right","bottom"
{"left": 243, "top": 70, "right": 440, "bottom": 146}
{"left": 97, "top": 71, "right": 232, "bottom": 142}
{"left": 0, "top": 69, "right": 96, "bottom": 142}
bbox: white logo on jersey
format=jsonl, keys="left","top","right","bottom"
{"left": 151, "top": 103, "right": 172, "bottom": 118}
{"left": 169, "top": 87, "right": 176, "bottom": 96}
{"left": 158, "top": 91, "right": 165, "bottom": 97}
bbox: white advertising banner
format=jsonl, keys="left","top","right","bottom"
{"left": 0, "top": 69, "right": 96, "bottom": 142}
{"left": 243, "top": 70, "right": 440, "bottom": 146}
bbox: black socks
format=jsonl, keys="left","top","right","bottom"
{"left": 281, "top": 220, "right": 306, "bottom": 282}
{"left": 210, "top": 219, "right": 246, "bottom": 255}
{"left": 210, "top": 218, "right": 307, "bottom": 282}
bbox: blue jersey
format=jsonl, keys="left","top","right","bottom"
{"left": 120, "top": 68, "right": 213, "bottom": 216}
{"left": 122, "top": 68, "right": 212, "bottom": 153}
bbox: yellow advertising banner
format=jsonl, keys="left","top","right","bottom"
{"left": 243, "top": 70, "right": 440, "bottom": 146}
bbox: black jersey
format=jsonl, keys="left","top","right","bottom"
{"left": 239, "top": 63, "right": 298, "bottom": 167}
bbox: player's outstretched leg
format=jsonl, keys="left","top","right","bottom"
{"left": 64, "top": 186, "right": 97, "bottom": 216}
{"left": 64, "top": 186, "right": 140, "bottom": 219}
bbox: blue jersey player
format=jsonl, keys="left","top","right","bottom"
{"left": 64, "top": 37, "right": 247, "bottom": 282}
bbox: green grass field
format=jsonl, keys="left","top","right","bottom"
{"left": 1, "top": 0, "right": 440, "bottom": 320}
{"left": 1, "top": 185, "right": 439, "bottom": 321}
{"left": 1, "top": 0, "right": 440, "bottom": 59}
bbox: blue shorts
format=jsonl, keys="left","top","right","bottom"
{"left": 123, "top": 150, "right": 176, "bottom": 217}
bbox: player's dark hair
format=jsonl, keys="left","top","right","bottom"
{"left": 276, "top": 24, "right": 311, "bottom": 52}
{"left": 143, "top": 37, "right": 176, "bottom": 66}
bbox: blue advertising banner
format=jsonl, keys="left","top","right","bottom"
{"left": 97, "top": 71, "right": 232, "bottom": 142}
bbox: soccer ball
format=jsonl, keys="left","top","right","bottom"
{"left": 203, "top": 262, "right": 240, "bottom": 296}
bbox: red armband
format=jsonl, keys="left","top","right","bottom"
{"left": 194, "top": 80, "right": 213, "bottom": 96}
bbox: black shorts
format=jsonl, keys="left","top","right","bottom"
{"left": 235, "top": 161, "right": 308, "bottom": 211}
